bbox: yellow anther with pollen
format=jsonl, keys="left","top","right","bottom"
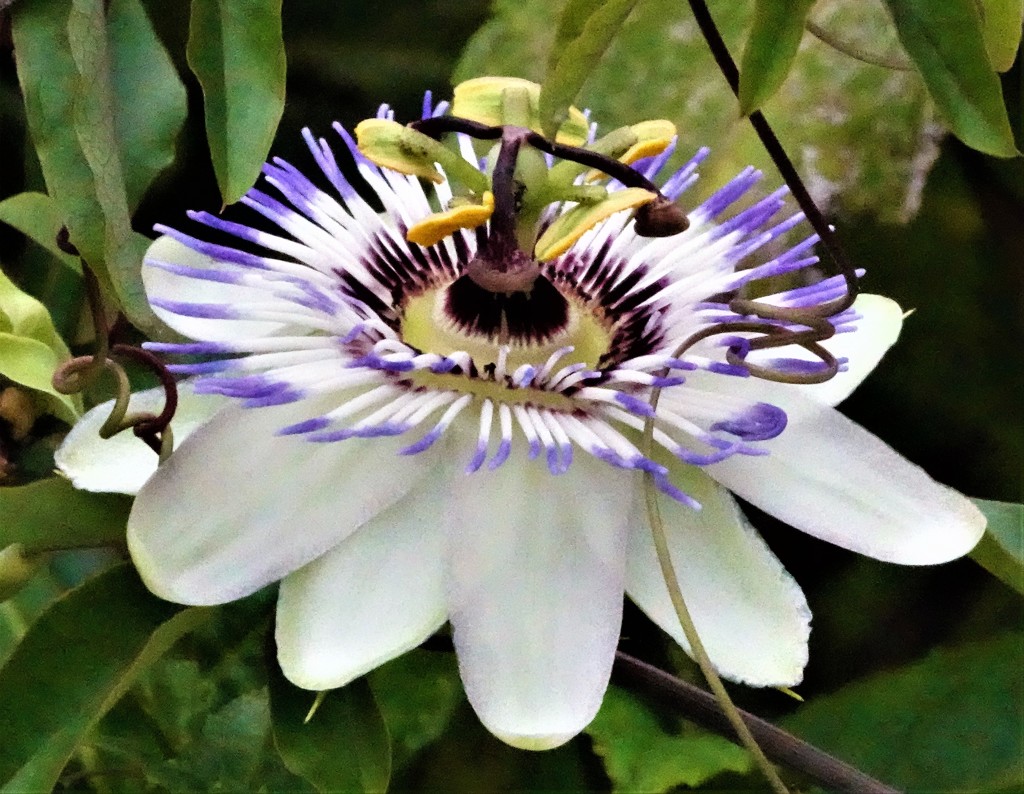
{"left": 620, "top": 119, "right": 676, "bottom": 163}
{"left": 354, "top": 119, "right": 444, "bottom": 183}
{"left": 586, "top": 119, "right": 676, "bottom": 182}
{"left": 452, "top": 77, "right": 591, "bottom": 146}
{"left": 534, "top": 187, "right": 658, "bottom": 261}
{"left": 406, "top": 192, "right": 495, "bottom": 247}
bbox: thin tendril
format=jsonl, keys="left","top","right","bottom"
{"left": 51, "top": 229, "right": 178, "bottom": 458}
{"left": 613, "top": 653, "right": 901, "bottom": 793}
{"left": 641, "top": 459, "right": 790, "bottom": 794}
{"left": 686, "top": 0, "right": 858, "bottom": 320}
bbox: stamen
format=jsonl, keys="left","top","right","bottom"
{"left": 400, "top": 394, "right": 472, "bottom": 454}
{"left": 466, "top": 398, "right": 494, "bottom": 473}
{"left": 488, "top": 403, "right": 514, "bottom": 470}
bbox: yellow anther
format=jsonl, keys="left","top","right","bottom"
{"left": 534, "top": 187, "right": 657, "bottom": 261}
{"left": 586, "top": 120, "right": 677, "bottom": 181}
{"left": 451, "top": 76, "right": 590, "bottom": 146}
{"left": 406, "top": 192, "right": 495, "bottom": 247}
{"left": 354, "top": 119, "right": 444, "bottom": 184}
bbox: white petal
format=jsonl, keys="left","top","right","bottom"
{"left": 143, "top": 235, "right": 291, "bottom": 341}
{"left": 446, "top": 453, "right": 634, "bottom": 750}
{"left": 55, "top": 382, "right": 226, "bottom": 495}
{"left": 625, "top": 465, "right": 810, "bottom": 686}
{"left": 707, "top": 391, "right": 986, "bottom": 564}
{"left": 276, "top": 474, "right": 447, "bottom": 690}
{"left": 127, "top": 398, "right": 433, "bottom": 605}
{"left": 748, "top": 294, "right": 904, "bottom": 407}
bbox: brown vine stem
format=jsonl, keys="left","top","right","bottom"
{"left": 613, "top": 652, "right": 901, "bottom": 794}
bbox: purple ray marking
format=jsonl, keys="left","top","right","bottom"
{"left": 193, "top": 375, "right": 281, "bottom": 398}
{"left": 718, "top": 336, "right": 751, "bottom": 358}
{"left": 652, "top": 473, "right": 702, "bottom": 509}
{"left": 352, "top": 422, "right": 409, "bottom": 438}
{"left": 741, "top": 240, "right": 820, "bottom": 282}
{"left": 243, "top": 388, "right": 304, "bottom": 408}
{"left": 639, "top": 137, "right": 678, "bottom": 180}
{"left": 711, "top": 190, "right": 787, "bottom": 240}
{"left": 488, "top": 438, "right": 512, "bottom": 470}
{"left": 303, "top": 127, "right": 356, "bottom": 201}
{"left": 593, "top": 448, "right": 626, "bottom": 468}
{"left": 350, "top": 354, "right": 415, "bottom": 373}
{"left": 514, "top": 366, "right": 537, "bottom": 387}
{"left": 629, "top": 456, "right": 669, "bottom": 477}
{"left": 334, "top": 123, "right": 372, "bottom": 168}
{"left": 546, "top": 444, "right": 561, "bottom": 475}
{"left": 614, "top": 392, "right": 657, "bottom": 417}
{"left": 698, "top": 168, "right": 760, "bottom": 218}
{"left": 559, "top": 443, "right": 573, "bottom": 474}
{"left": 243, "top": 187, "right": 301, "bottom": 227}
{"left": 145, "top": 259, "right": 246, "bottom": 285}
{"left": 755, "top": 357, "right": 835, "bottom": 376}
{"left": 400, "top": 426, "right": 444, "bottom": 455}
{"left": 527, "top": 436, "right": 542, "bottom": 459}
{"left": 144, "top": 341, "right": 232, "bottom": 355}
{"left": 187, "top": 211, "right": 265, "bottom": 246}
{"left": 466, "top": 441, "right": 488, "bottom": 473}
{"left": 429, "top": 357, "right": 458, "bottom": 374}
{"left": 421, "top": 90, "right": 434, "bottom": 120}
{"left": 153, "top": 225, "right": 270, "bottom": 270}
{"left": 150, "top": 299, "right": 238, "bottom": 320}
{"left": 649, "top": 375, "right": 687, "bottom": 388}
{"left": 166, "top": 360, "right": 237, "bottom": 375}
{"left": 705, "top": 361, "right": 749, "bottom": 377}
{"left": 661, "top": 147, "right": 710, "bottom": 198}
{"left": 673, "top": 440, "right": 743, "bottom": 466}
{"left": 712, "top": 401, "right": 788, "bottom": 441}
{"left": 277, "top": 417, "right": 331, "bottom": 436}
{"left": 268, "top": 158, "right": 326, "bottom": 213}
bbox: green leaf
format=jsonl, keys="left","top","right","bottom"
{"left": 107, "top": 0, "right": 188, "bottom": 211}
{"left": 12, "top": 0, "right": 168, "bottom": 337}
{"left": 0, "top": 477, "right": 130, "bottom": 553}
{"left": 539, "top": 0, "right": 639, "bottom": 138}
{"left": 970, "top": 499, "right": 1024, "bottom": 596}
{"left": 12, "top": 0, "right": 109, "bottom": 287}
{"left": 0, "top": 267, "right": 71, "bottom": 358}
{"left": 784, "top": 632, "right": 1024, "bottom": 792}
{"left": 157, "top": 691, "right": 273, "bottom": 791}
{"left": 586, "top": 686, "right": 750, "bottom": 792}
{"left": 738, "top": 0, "right": 816, "bottom": 115}
{"left": 187, "top": 0, "right": 287, "bottom": 205}
{"left": 270, "top": 667, "right": 391, "bottom": 794}
{"left": 371, "top": 649, "right": 464, "bottom": 767}
{"left": 979, "top": 0, "right": 1024, "bottom": 72}
{"left": 0, "top": 565, "right": 208, "bottom": 792}
{"left": 0, "top": 335, "right": 78, "bottom": 424}
{"left": 0, "top": 193, "right": 81, "bottom": 273}
{"left": 882, "top": 0, "right": 1018, "bottom": 156}
{"left": 456, "top": 0, "right": 943, "bottom": 223}
{"left": 0, "top": 268, "right": 80, "bottom": 420}
{"left": 68, "top": 0, "right": 166, "bottom": 334}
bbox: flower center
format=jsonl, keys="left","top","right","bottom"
{"left": 400, "top": 274, "right": 612, "bottom": 379}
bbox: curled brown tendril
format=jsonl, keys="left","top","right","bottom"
{"left": 51, "top": 232, "right": 177, "bottom": 460}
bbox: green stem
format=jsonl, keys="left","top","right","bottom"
{"left": 641, "top": 472, "right": 790, "bottom": 793}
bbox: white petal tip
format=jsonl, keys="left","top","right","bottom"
{"left": 899, "top": 497, "right": 988, "bottom": 566}
{"left": 489, "top": 728, "right": 579, "bottom": 751}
